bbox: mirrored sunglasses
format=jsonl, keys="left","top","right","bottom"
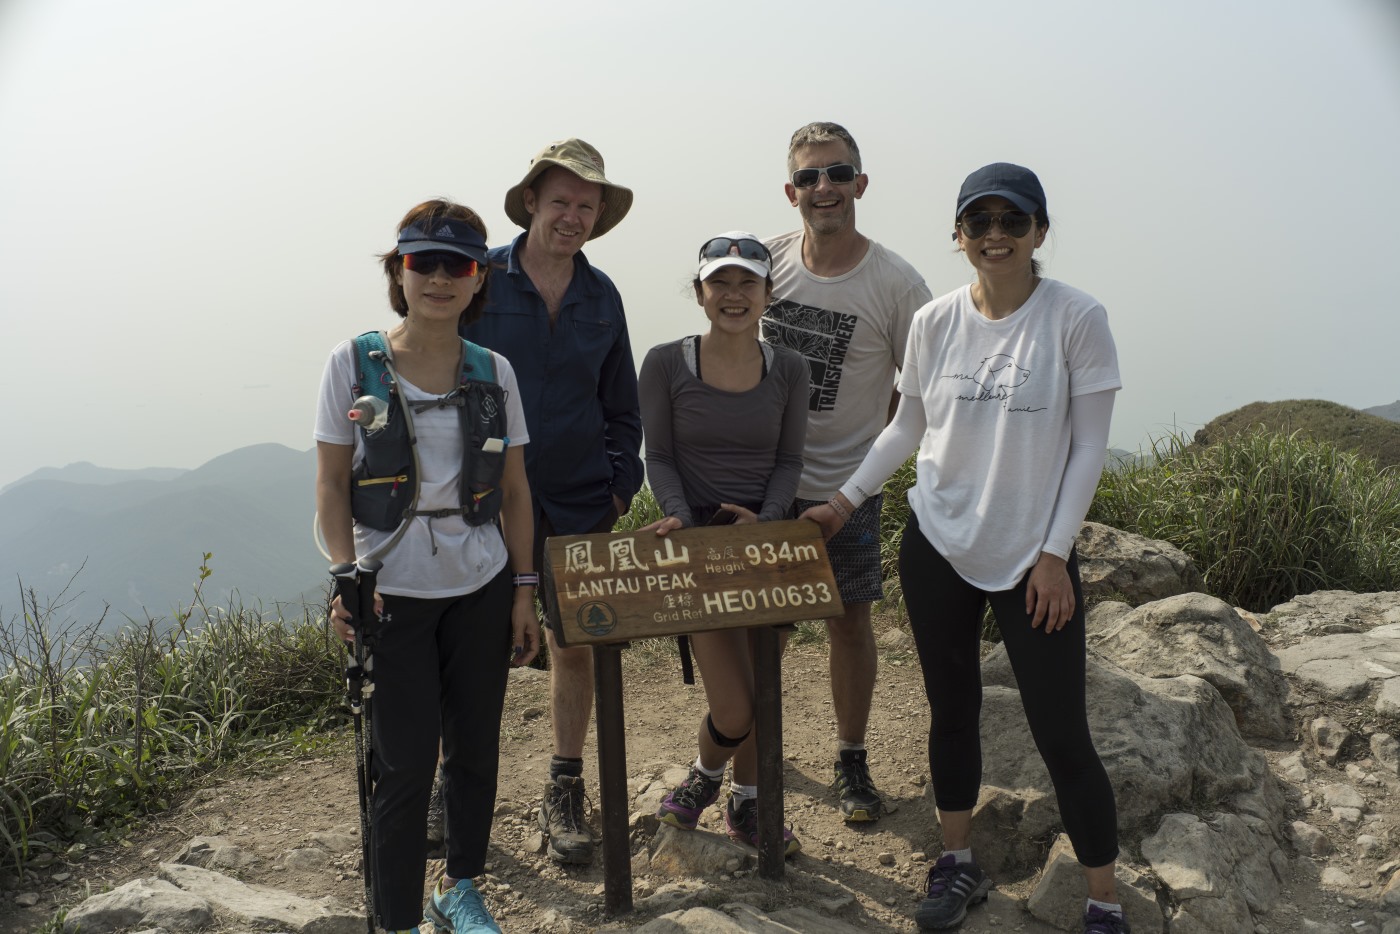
{"left": 699, "top": 237, "right": 772, "bottom": 265}
{"left": 791, "top": 163, "right": 857, "bottom": 188}
{"left": 402, "top": 252, "right": 479, "bottom": 278}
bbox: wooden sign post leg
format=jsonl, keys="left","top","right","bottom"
{"left": 752, "top": 626, "right": 785, "bottom": 881}
{"left": 593, "top": 643, "right": 633, "bottom": 915}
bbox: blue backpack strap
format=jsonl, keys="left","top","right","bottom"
{"left": 459, "top": 338, "right": 496, "bottom": 384}
{"left": 353, "top": 331, "right": 393, "bottom": 402}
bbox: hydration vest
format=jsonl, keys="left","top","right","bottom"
{"left": 348, "top": 330, "right": 508, "bottom": 537}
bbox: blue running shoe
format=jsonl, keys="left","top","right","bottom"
{"left": 657, "top": 765, "right": 723, "bottom": 830}
{"left": 423, "top": 878, "right": 500, "bottom": 933}
{"left": 915, "top": 853, "right": 992, "bottom": 929}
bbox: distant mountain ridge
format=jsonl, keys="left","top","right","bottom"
{"left": 1193, "top": 399, "right": 1400, "bottom": 468}
{"left": 0, "top": 463, "right": 187, "bottom": 494}
{"left": 1365, "top": 400, "right": 1400, "bottom": 423}
{"left": 0, "top": 445, "right": 323, "bottom": 630}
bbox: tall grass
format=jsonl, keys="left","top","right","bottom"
{"left": 0, "top": 557, "right": 344, "bottom": 875}
{"left": 1090, "top": 430, "right": 1400, "bottom": 611}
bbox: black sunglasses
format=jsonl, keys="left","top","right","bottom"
{"left": 791, "top": 163, "right": 858, "bottom": 189}
{"left": 955, "top": 211, "right": 1036, "bottom": 240}
{"left": 402, "top": 252, "right": 480, "bottom": 278}
{"left": 699, "top": 237, "right": 772, "bottom": 264}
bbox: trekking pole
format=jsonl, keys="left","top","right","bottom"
{"left": 331, "top": 558, "right": 382, "bottom": 934}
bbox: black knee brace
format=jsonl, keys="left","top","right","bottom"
{"left": 705, "top": 713, "right": 751, "bottom": 748}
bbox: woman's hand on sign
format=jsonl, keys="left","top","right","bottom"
{"left": 1026, "top": 552, "right": 1075, "bottom": 633}
{"left": 717, "top": 503, "right": 758, "bottom": 525}
{"left": 639, "top": 515, "right": 685, "bottom": 537}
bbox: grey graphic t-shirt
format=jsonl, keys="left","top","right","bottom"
{"left": 763, "top": 231, "right": 931, "bottom": 499}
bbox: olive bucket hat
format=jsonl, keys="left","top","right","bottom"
{"left": 503, "top": 138, "right": 634, "bottom": 240}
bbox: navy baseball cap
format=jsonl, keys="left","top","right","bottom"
{"left": 397, "top": 218, "right": 489, "bottom": 263}
{"left": 955, "top": 163, "right": 1046, "bottom": 220}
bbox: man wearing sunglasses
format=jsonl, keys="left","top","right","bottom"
{"left": 762, "top": 122, "right": 932, "bottom": 825}
{"left": 456, "top": 138, "right": 643, "bottom": 868}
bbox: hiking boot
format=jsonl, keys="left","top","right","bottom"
{"left": 425, "top": 769, "right": 446, "bottom": 860}
{"left": 656, "top": 765, "right": 724, "bottom": 831}
{"left": 1083, "top": 905, "right": 1132, "bottom": 934}
{"left": 724, "top": 795, "right": 801, "bottom": 857}
{"left": 832, "top": 747, "right": 885, "bottom": 821}
{"left": 423, "top": 877, "right": 500, "bottom": 933}
{"left": 915, "top": 853, "right": 992, "bottom": 929}
{"left": 537, "top": 775, "right": 595, "bottom": 864}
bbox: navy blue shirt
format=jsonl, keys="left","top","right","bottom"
{"left": 463, "top": 233, "right": 643, "bottom": 535}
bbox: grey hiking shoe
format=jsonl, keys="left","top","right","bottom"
{"left": 538, "top": 775, "right": 595, "bottom": 864}
{"left": 426, "top": 768, "right": 446, "bottom": 859}
{"left": 916, "top": 853, "right": 992, "bottom": 929}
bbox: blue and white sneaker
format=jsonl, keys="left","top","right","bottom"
{"left": 423, "top": 878, "right": 501, "bottom": 933}
{"left": 915, "top": 853, "right": 992, "bottom": 929}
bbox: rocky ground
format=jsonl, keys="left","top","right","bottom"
{"left": 3, "top": 556, "right": 1400, "bottom": 932}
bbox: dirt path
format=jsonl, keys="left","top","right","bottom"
{"left": 0, "top": 622, "right": 1373, "bottom": 932}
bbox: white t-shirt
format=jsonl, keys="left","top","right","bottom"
{"left": 902, "top": 279, "right": 1121, "bottom": 590}
{"left": 763, "top": 231, "right": 932, "bottom": 499}
{"left": 314, "top": 339, "right": 529, "bottom": 598}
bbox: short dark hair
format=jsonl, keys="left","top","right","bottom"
{"left": 787, "top": 122, "right": 863, "bottom": 175}
{"left": 379, "top": 200, "right": 491, "bottom": 326}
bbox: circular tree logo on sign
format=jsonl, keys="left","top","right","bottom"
{"left": 577, "top": 601, "right": 617, "bottom": 637}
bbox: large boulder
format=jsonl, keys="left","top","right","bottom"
{"left": 965, "top": 648, "right": 1284, "bottom": 875}
{"left": 1075, "top": 522, "right": 1205, "bottom": 606}
{"left": 1087, "top": 593, "right": 1292, "bottom": 740}
{"left": 62, "top": 878, "right": 213, "bottom": 933}
{"left": 1140, "top": 812, "right": 1287, "bottom": 934}
{"left": 1267, "top": 591, "right": 1400, "bottom": 638}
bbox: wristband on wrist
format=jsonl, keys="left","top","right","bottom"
{"left": 827, "top": 497, "right": 850, "bottom": 520}
{"left": 512, "top": 573, "right": 539, "bottom": 588}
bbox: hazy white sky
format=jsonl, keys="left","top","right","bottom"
{"left": 2, "top": 0, "right": 1398, "bottom": 490}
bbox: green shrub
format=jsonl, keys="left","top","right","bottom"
{"left": 1090, "top": 429, "right": 1400, "bottom": 611}
{"left": 0, "top": 560, "right": 345, "bottom": 875}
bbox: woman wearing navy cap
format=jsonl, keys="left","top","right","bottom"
{"left": 314, "top": 199, "right": 536, "bottom": 933}
{"left": 805, "top": 166, "right": 1128, "bottom": 933}
{"left": 639, "top": 231, "right": 809, "bottom": 856}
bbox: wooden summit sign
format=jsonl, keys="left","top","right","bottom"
{"left": 542, "top": 519, "right": 842, "bottom": 646}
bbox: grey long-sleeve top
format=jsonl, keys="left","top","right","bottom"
{"left": 638, "top": 338, "right": 809, "bottom": 527}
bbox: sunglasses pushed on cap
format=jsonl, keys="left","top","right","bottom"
{"left": 696, "top": 233, "right": 772, "bottom": 280}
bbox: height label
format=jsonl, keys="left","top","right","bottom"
{"left": 542, "top": 519, "right": 843, "bottom": 646}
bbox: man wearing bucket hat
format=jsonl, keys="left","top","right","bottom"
{"left": 763, "top": 121, "right": 932, "bottom": 825}
{"left": 456, "top": 138, "right": 643, "bottom": 867}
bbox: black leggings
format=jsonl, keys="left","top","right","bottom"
{"left": 899, "top": 513, "right": 1118, "bottom": 868}
{"left": 368, "top": 568, "right": 512, "bottom": 929}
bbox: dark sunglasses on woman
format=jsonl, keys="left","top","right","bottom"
{"left": 403, "top": 252, "right": 480, "bottom": 278}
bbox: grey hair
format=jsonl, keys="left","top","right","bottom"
{"left": 786, "top": 122, "right": 862, "bottom": 175}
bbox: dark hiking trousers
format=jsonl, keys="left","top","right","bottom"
{"left": 369, "top": 567, "right": 512, "bottom": 929}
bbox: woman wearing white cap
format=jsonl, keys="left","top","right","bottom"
{"left": 315, "top": 199, "right": 537, "bottom": 933}
{"left": 805, "top": 165, "right": 1128, "bottom": 933}
{"left": 638, "top": 232, "right": 809, "bottom": 855}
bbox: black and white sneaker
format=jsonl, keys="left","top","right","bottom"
{"left": 915, "top": 853, "right": 992, "bottom": 929}
{"left": 831, "top": 748, "right": 885, "bottom": 822}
